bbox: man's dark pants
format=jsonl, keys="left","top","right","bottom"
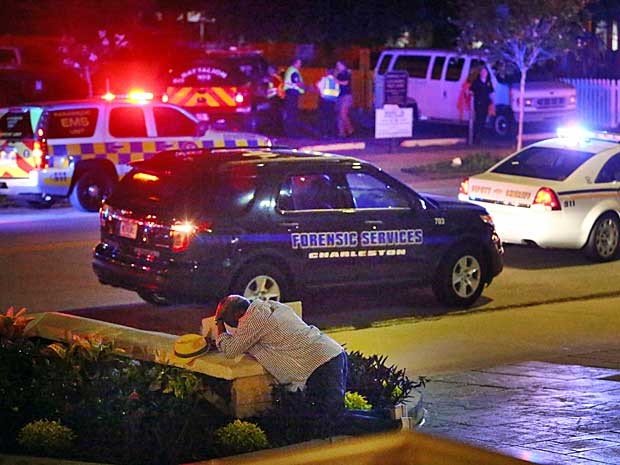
{"left": 318, "top": 98, "right": 337, "bottom": 138}
{"left": 306, "top": 351, "right": 400, "bottom": 433}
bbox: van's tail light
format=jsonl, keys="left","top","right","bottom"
{"left": 170, "top": 221, "right": 212, "bottom": 252}
{"left": 459, "top": 177, "right": 469, "bottom": 196}
{"left": 532, "top": 187, "right": 561, "bottom": 211}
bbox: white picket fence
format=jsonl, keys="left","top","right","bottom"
{"left": 561, "top": 78, "right": 620, "bottom": 129}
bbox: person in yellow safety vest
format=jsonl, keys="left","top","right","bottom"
{"left": 316, "top": 68, "right": 340, "bottom": 138}
{"left": 266, "top": 65, "right": 285, "bottom": 100}
{"left": 283, "top": 57, "right": 306, "bottom": 137}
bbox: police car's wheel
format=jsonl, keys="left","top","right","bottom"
{"left": 585, "top": 214, "right": 620, "bottom": 262}
{"left": 433, "top": 247, "right": 485, "bottom": 307}
{"left": 233, "top": 265, "right": 290, "bottom": 302}
{"left": 70, "top": 171, "right": 114, "bottom": 212}
{"left": 137, "top": 290, "right": 171, "bottom": 306}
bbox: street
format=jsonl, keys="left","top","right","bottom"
{"left": 2, "top": 146, "right": 619, "bottom": 376}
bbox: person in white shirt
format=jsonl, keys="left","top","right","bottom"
{"left": 215, "top": 295, "right": 346, "bottom": 411}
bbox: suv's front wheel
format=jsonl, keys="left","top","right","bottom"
{"left": 232, "top": 264, "right": 292, "bottom": 302}
{"left": 432, "top": 246, "right": 486, "bottom": 307}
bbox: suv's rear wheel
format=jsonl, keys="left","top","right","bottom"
{"left": 137, "top": 290, "right": 171, "bottom": 306}
{"left": 492, "top": 109, "right": 515, "bottom": 138}
{"left": 432, "top": 246, "right": 486, "bottom": 307}
{"left": 232, "top": 264, "right": 291, "bottom": 302}
{"left": 70, "top": 171, "right": 114, "bottom": 212}
{"left": 585, "top": 213, "right": 620, "bottom": 262}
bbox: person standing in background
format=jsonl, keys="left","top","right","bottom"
{"left": 283, "top": 58, "right": 305, "bottom": 137}
{"left": 469, "top": 67, "right": 495, "bottom": 144}
{"left": 335, "top": 60, "right": 354, "bottom": 137}
{"left": 316, "top": 68, "right": 340, "bottom": 138}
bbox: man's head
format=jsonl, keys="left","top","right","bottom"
{"left": 336, "top": 60, "right": 346, "bottom": 72}
{"left": 215, "top": 295, "right": 251, "bottom": 328}
{"left": 292, "top": 58, "right": 302, "bottom": 69}
{"left": 479, "top": 67, "right": 489, "bottom": 81}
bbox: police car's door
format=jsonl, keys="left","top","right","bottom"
{"left": 342, "top": 166, "right": 437, "bottom": 284}
{"left": 274, "top": 169, "right": 361, "bottom": 286}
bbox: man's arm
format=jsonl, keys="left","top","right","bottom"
{"left": 216, "top": 305, "right": 269, "bottom": 358}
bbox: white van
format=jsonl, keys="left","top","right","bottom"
{"left": 374, "top": 49, "right": 577, "bottom": 137}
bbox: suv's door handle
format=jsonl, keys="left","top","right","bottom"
{"left": 110, "top": 143, "right": 125, "bottom": 151}
{"left": 364, "top": 220, "right": 383, "bottom": 225}
{"left": 279, "top": 222, "right": 299, "bottom": 228}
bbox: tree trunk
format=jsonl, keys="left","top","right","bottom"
{"left": 517, "top": 69, "right": 527, "bottom": 151}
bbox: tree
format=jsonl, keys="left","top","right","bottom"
{"left": 454, "top": 0, "right": 586, "bottom": 149}
{"left": 59, "top": 31, "right": 129, "bottom": 97}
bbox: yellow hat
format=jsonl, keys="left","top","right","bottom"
{"left": 170, "top": 334, "right": 209, "bottom": 366}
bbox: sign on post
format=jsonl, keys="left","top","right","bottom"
{"left": 375, "top": 104, "right": 413, "bottom": 139}
{"left": 384, "top": 71, "right": 408, "bottom": 106}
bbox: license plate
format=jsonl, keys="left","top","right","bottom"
{"left": 119, "top": 220, "right": 138, "bottom": 239}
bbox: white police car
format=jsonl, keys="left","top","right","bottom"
{"left": 459, "top": 127, "right": 620, "bottom": 261}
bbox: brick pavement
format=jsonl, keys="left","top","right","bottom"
{"left": 421, "top": 350, "right": 620, "bottom": 464}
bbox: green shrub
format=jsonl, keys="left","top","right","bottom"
{"left": 345, "top": 391, "right": 372, "bottom": 410}
{"left": 347, "top": 351, "right": 424, "bottom": 408}
{"left": 17, "top": 420, "right": 75, "bottom": 457}
{"left": 213, "top": 419, "right": 269, "bottom": 457}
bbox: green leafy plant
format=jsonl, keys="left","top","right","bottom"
{"left": 345, "top": 391, "right": 372, "bottom": 410}
{"left": 347, "top": 351, "right": 425, "bottom": 409}
{"left": 213, "top": 419, "right": 270, "bottom": 457}
{"left": 17, "top": 419, "right": 75, "bottom": 457}
{"left": 0, "top": 307, "right": 34, "bottom": 345}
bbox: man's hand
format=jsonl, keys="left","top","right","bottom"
{"left": 216, "top": 318, "right": 226, "bottom": 335}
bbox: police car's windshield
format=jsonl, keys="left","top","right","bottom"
{"left": 492, "top": 147, "right": 595, "bottom": 181}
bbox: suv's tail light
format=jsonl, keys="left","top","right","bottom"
{"left": 532, "top": 187, "right": 561, "bottom": 211}
{"left": 459, "top": 177, "right": 469, "bottom": 196}
{"left": 170, "top": 221, "right": 212, "bottom": 252}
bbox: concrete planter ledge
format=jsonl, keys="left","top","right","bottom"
{"left": 24, "top": 311, "right": 274, "bottom": 418}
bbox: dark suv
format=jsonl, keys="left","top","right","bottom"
{"left": 93, "top": 148, "right": 503, "bottom": 307}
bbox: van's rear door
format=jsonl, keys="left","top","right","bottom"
{"left": 0, "top": 107, "right": 42, "bottom": 180}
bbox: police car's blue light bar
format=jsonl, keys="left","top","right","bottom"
{"left": 557, "top": 125, "right": 620, "bottom": 145}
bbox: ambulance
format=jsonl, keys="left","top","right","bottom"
{"left": 0, "top": 91, "right": 271, "bottom": 211}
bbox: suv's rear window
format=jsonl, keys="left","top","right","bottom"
{"left": 110, "top": 163, "right": 258, "bottom": 215}
{"left": 170, "top": 56, "right": 267, "bottom": 87}
{"left": 0, "top": 111, "right": 35, "bottom": 139}
{"left": 46, "top": 108, "right": 98, "bottom": 138}
{"left": 492, "top": 146, "right": 595, "bottom": 181}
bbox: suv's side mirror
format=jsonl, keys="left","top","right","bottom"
{"left": 196, "top": 121, "right": 211, "bottom": 137}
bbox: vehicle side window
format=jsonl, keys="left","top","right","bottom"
{"left": 277, "top": 174, "right": 349, "bottom": 211}
{"left": 445, "top": 57, "right": 465, "bottom": 82}
{"left": 431, "top": 56, "right": 445, "bottom": 80}
{"left": 377, "top": 54, "right": 393, "bottom": 75}
{"left": 109, "top": 107, "right": 147, "bottom": 138}
{"left": 596, "top": 154, "right": 620, "bottom": 183}
{"left": 393, "top": 55, "right": 430, "bottom": 79}
{"left": 153, "top": 107, "right": 197, "bottom": 137}
{"left": 45, "top": 108, "right": 98, "bottom": 138}
{"left": 345, "top": 172, "right": 410, "bottom": 209}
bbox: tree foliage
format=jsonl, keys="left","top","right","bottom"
{"left": 454, "top": 0, "right": 587, "bottom": 148}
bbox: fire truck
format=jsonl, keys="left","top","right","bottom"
{"left": 164, "top": 48, "right": 271, "bottom": 132}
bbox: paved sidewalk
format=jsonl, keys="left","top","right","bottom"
{"left": 421, "top": 350, "right": 620, "bottom": 464}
